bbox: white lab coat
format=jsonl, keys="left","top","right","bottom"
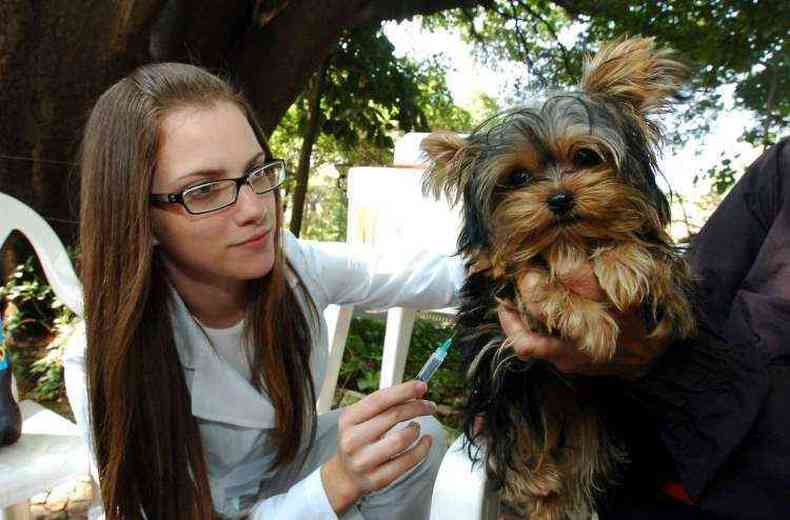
{"left": 64, "top": 231, "right": 465, "bottom": 518}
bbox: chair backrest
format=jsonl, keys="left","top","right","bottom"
{"left": 0, "top": 193, "right": 83, "bottom": 317}
{"left": 346, "top": 133, "right": 463, "bottom": 256}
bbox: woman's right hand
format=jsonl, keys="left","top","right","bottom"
{"left": 321, "top": 380, "right": 436, "bottom": 514}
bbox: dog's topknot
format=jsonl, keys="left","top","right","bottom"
{"left": 580, "top": 37, "right": 690, "bottom": 119}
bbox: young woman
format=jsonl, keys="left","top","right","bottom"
{"left": 64, "top": 62, "right": 464, "bottom": 519}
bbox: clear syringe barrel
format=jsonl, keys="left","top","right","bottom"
{"left": 416, "top": 349, "right": 447, "bottom": 383}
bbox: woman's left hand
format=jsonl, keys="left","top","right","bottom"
{"left": 499, "top": 265, "right": 671, "bottom": 378}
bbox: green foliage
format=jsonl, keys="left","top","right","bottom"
{"left": 426, "top": 1, "right": 583, "bottom": 92}
{"left": 410, "top": 56, "right": 476, "bottom": 132}
{"left": 274, "top": 25, "right": 473, "bottom": 158}
{"left": 323, "top": 26, "right": 424, "bottom": 150}
{"left": 336, "top": 317, "right": 386, "bottom": 393}
{"left": 427, "top": 0, "right": 788, "bottom": 191}
{"left": 321, "top": 26, "right": 473, "bottom": 146}
{"left": 272, "top": 24, "right": 473, "bottom": 238}
{"left": 575, "top": 0, "right": 788, "bottom": 153}
{"left": 467, "top": 92, "right": 503, "bottom": 124}
{"left": 0, "top": 254, "right": 78, "bottom": 403}
{"left": 25, "top": 313, "right": 77, "bottom": 401}
{"left": 0, "top": 256, "right": 75, "bottom": 341}
{"left": 337, "top": 315, "right": 464, "bottom": 428}
{"left": 703, "top": 154, "right": 741, "bottom": 196}
{"left": 299, "top": 170, "right": 349, "bottom": 242}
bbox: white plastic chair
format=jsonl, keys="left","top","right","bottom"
{"left": 0, "top": 193, "right": 84, "bottom": 401}
{"left": 0, "top": 193, "right": 83, "bottom": 318}
{"left": 431, "top": 435, "right": 499, "bottom": 520}
{"left": 316, "top": 304, "right": 419, "bottom": 413}
{"left": 316, "top": 133, "right": 463, "bottom": 413}
{"left": 0, "top": 192, "right": 90, "bottom": 520}
{"left": 313, "top": 134, "right": 498, "bottom": 518}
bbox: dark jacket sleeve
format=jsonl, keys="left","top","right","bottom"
{"left": 620, "top": 138, "right": 790, "bottom": 516}
{"left": 688, "top": 137, "right": 787, "bottom": 337}
{"left": 624, "top": 325, "right": 769, "bottom": 500}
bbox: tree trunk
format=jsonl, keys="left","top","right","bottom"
{"left": 0, "top": 0, "right": 487, "bottom": 251}
{"left": 0, "top": 0, "right": 164, "bottom": 283}
{"left": 289, "top": 58, "right": 330, "bottom": 237}
{"left": 0, "top": 0, "right": 164, "bottom": 241}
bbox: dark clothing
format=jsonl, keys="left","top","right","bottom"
{"left": 601, "top": 137, "right": 790, "bottom": 519}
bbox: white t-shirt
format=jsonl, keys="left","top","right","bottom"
{"left": 198, "top": 319, "right": 251, "bottom": 381}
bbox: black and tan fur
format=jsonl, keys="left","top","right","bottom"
{"left": 422, "top": 38, "right": 696, "bottom": 519}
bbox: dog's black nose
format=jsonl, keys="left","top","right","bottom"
{"left": 547, "top": 191, "right": 575, "bottom": 215}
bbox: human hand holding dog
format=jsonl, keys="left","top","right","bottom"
{"left": 321, "top": 381, "right": 435, "bottom": 514}
{"left": 499, "top": 264, "right": 671, "bottom": 378}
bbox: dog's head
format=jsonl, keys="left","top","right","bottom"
{"left": 422, "top": 37, "right": 689, "bottom": 283}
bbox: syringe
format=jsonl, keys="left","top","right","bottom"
{"left": 416, "top": 337, "right": 453, "bottom": 383}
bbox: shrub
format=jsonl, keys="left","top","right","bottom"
{"left": 0, "top": 254, "right": 78, "bottom": 403}
{"left": 337, "top": 313, "right": 465, "bottom": 431}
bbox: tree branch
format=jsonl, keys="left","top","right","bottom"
{"left": 351, "top": 0, "right": 493, "bottom": 27}
{"left": 549, "top": 0, "right": 588, "bottom": 19}
{"left": 761, "top": 65, "right": 778, "bottom": 148}
{"left": 290, "top": 56, "right": 330, "bottom": 236}
{"left": 149, "top": 0, "right": 252, "bottom": 66}
{"left": 515, "top": 0, "right": 575, "bottom": 79}
{"left": 255, "top": 0, "right": 292, "bottom": 25}
{"left": 233, "top": 1, "right": 362, "bottom": 134}
{"left": 489, "top": 1, "right": 548, "bottom": 85}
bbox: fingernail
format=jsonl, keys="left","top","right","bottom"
{"left": 425, "top": 400, "right": 437, "bottom": 413}
{"left": 415, "top": 381, "right": 427, "bottom": 394}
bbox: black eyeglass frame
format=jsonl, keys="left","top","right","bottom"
{"left": 150, "top": 159, "right": 287, "bottom": 215}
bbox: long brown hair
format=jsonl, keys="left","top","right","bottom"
{"left": 79, "top": 63, "right": 317, "bottom": 519}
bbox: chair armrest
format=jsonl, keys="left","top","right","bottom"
{"left": 317, "top": 304, "right": 355, "bottom": 414}
{"left": 430, "top": 434, "right": 499, "bottom": 520}
{"left": 0, "top": 401, "right": 90, "bottom": 508}
{"left": 0, "top": 193, "right": 83, "bottom": 317}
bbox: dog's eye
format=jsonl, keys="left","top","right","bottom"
{"left": 573, "top": 148, "right": 603, "bottom": 168}
{"left": 508, "top": 169, "right": 532, "bottom": 186}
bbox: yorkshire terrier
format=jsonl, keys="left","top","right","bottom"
{"left": 421, "top": 38, "right": 696, "bottom": 519}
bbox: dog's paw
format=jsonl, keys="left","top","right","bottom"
{"left": 572, "top": 301, "right": 619, "bottom": 362}
{"left": 543, "top": 294, "right": 619, "bottom": 362}
{"left": 592, "top": 244, "right": 654, "bottom": 311}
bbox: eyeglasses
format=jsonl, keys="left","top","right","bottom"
{"left": 150, "top": 159, "right": 287, "bottom": 215}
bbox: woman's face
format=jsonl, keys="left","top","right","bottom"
{"left": 151, "top": 101, "right": 277, "bottom": 290}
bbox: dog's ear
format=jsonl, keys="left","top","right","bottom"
{"left": 421, "top": 131, "right": 477, "bottom": 206}
{"left": 580, "top": 37, "right": 689, "bottom": 116}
